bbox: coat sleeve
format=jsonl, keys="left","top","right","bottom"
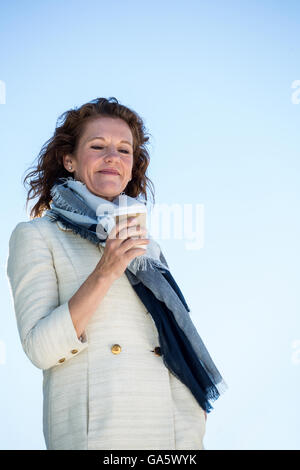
{"left": 6, "top": 221, "right": 88, "bottom": 370}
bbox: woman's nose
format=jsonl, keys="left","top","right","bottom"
{"left": 104, "top": 149, "right": 120, "bottom": 160}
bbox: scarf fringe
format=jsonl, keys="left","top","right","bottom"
{"left": 215, "top": 378, "right": 228, "bottom": 396}
{"left": 45, "top": 210, "right": 104, "bottom": 245}
{"left": 162, "top": 353, "right": 228, "bottom": 413}
{"left": 161, "top": 353, "right": 217, "bottom": 413}
{"left": 128, "top": 253, "right": 169, "bottom": 274}
{"left": 50, "top": 184, "right": 91, "bottom": 217}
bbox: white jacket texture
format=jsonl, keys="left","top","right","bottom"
{"left": 6, "top": 214, "right": 206, "bottom": 450}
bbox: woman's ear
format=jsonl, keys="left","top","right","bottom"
{"left": 63, "top": 154, "right": 75, "bottom": 173}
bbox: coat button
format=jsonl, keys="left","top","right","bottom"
{"left": 111, "top": 344, "right": 122, "bottom": 354}
{"left": 58, "top": 358, "right": 66, "bottom": 363}
{"left": 71, "top": 349, "right": 78, "bottom": 354}
{"left": 153, "top": 346, "right": 162, "bottom": 356}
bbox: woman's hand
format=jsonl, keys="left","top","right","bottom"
{"left": 95, "top": 216, "right": 150, "bottom": 282}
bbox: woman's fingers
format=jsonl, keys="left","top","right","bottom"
{"left": 107, "top": 216, "right": 137, "bottom": 241}
{"left": 119, "top": 225, "right": 147, "bottom": 241}
{"left": 120, "top": 236, "right": 150, "bottom": 255}
{"left": 108, "top": 217, "right": 147, "bottom": 247}
{"left": 125, "top": 245, "right": 149, "bottom": 259}
{"left": 96, "top": 217, "right": 149, "bottom": 282}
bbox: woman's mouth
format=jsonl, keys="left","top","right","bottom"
{"left": 98, "top": 170, "right": 120, "bottom": 175}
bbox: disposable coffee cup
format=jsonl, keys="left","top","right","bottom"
{"left": 114, "top": 203, "right": 148, "bottom": 250}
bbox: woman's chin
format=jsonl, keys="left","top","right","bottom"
{"left": 88, "top": 185, "right": 120, "bottom": 200}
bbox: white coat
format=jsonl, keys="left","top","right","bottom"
{"left": 6, "top": 215, "right": 206, "bottom": 450}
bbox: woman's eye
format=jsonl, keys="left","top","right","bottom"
{"left": 91, "top": 146, "right": 129, "bottom": 154}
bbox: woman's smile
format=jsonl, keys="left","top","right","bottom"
{"left": 97, "top": 171, "right": 120, "bottom": 176}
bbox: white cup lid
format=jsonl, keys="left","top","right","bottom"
{"left": 114, "top": 203, "right": 147, "bottom": 216}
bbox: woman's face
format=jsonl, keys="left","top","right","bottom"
{"left": 63, "top": 116, "right": 134, "bottom": 201}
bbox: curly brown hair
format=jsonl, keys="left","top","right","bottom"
{"left": 23, "top": 97, "right": 155, "bottom": 219}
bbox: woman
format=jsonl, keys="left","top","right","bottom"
{"left": 6, "top": 97, "right": 226, "bottom": 450}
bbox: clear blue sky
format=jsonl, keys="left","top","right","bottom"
{"left": 1, "top": 0, "right": 300, "bottom": 450}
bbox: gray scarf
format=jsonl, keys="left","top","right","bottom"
{"left": 45, "top": 177, "right": 227, "bottom": 413}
